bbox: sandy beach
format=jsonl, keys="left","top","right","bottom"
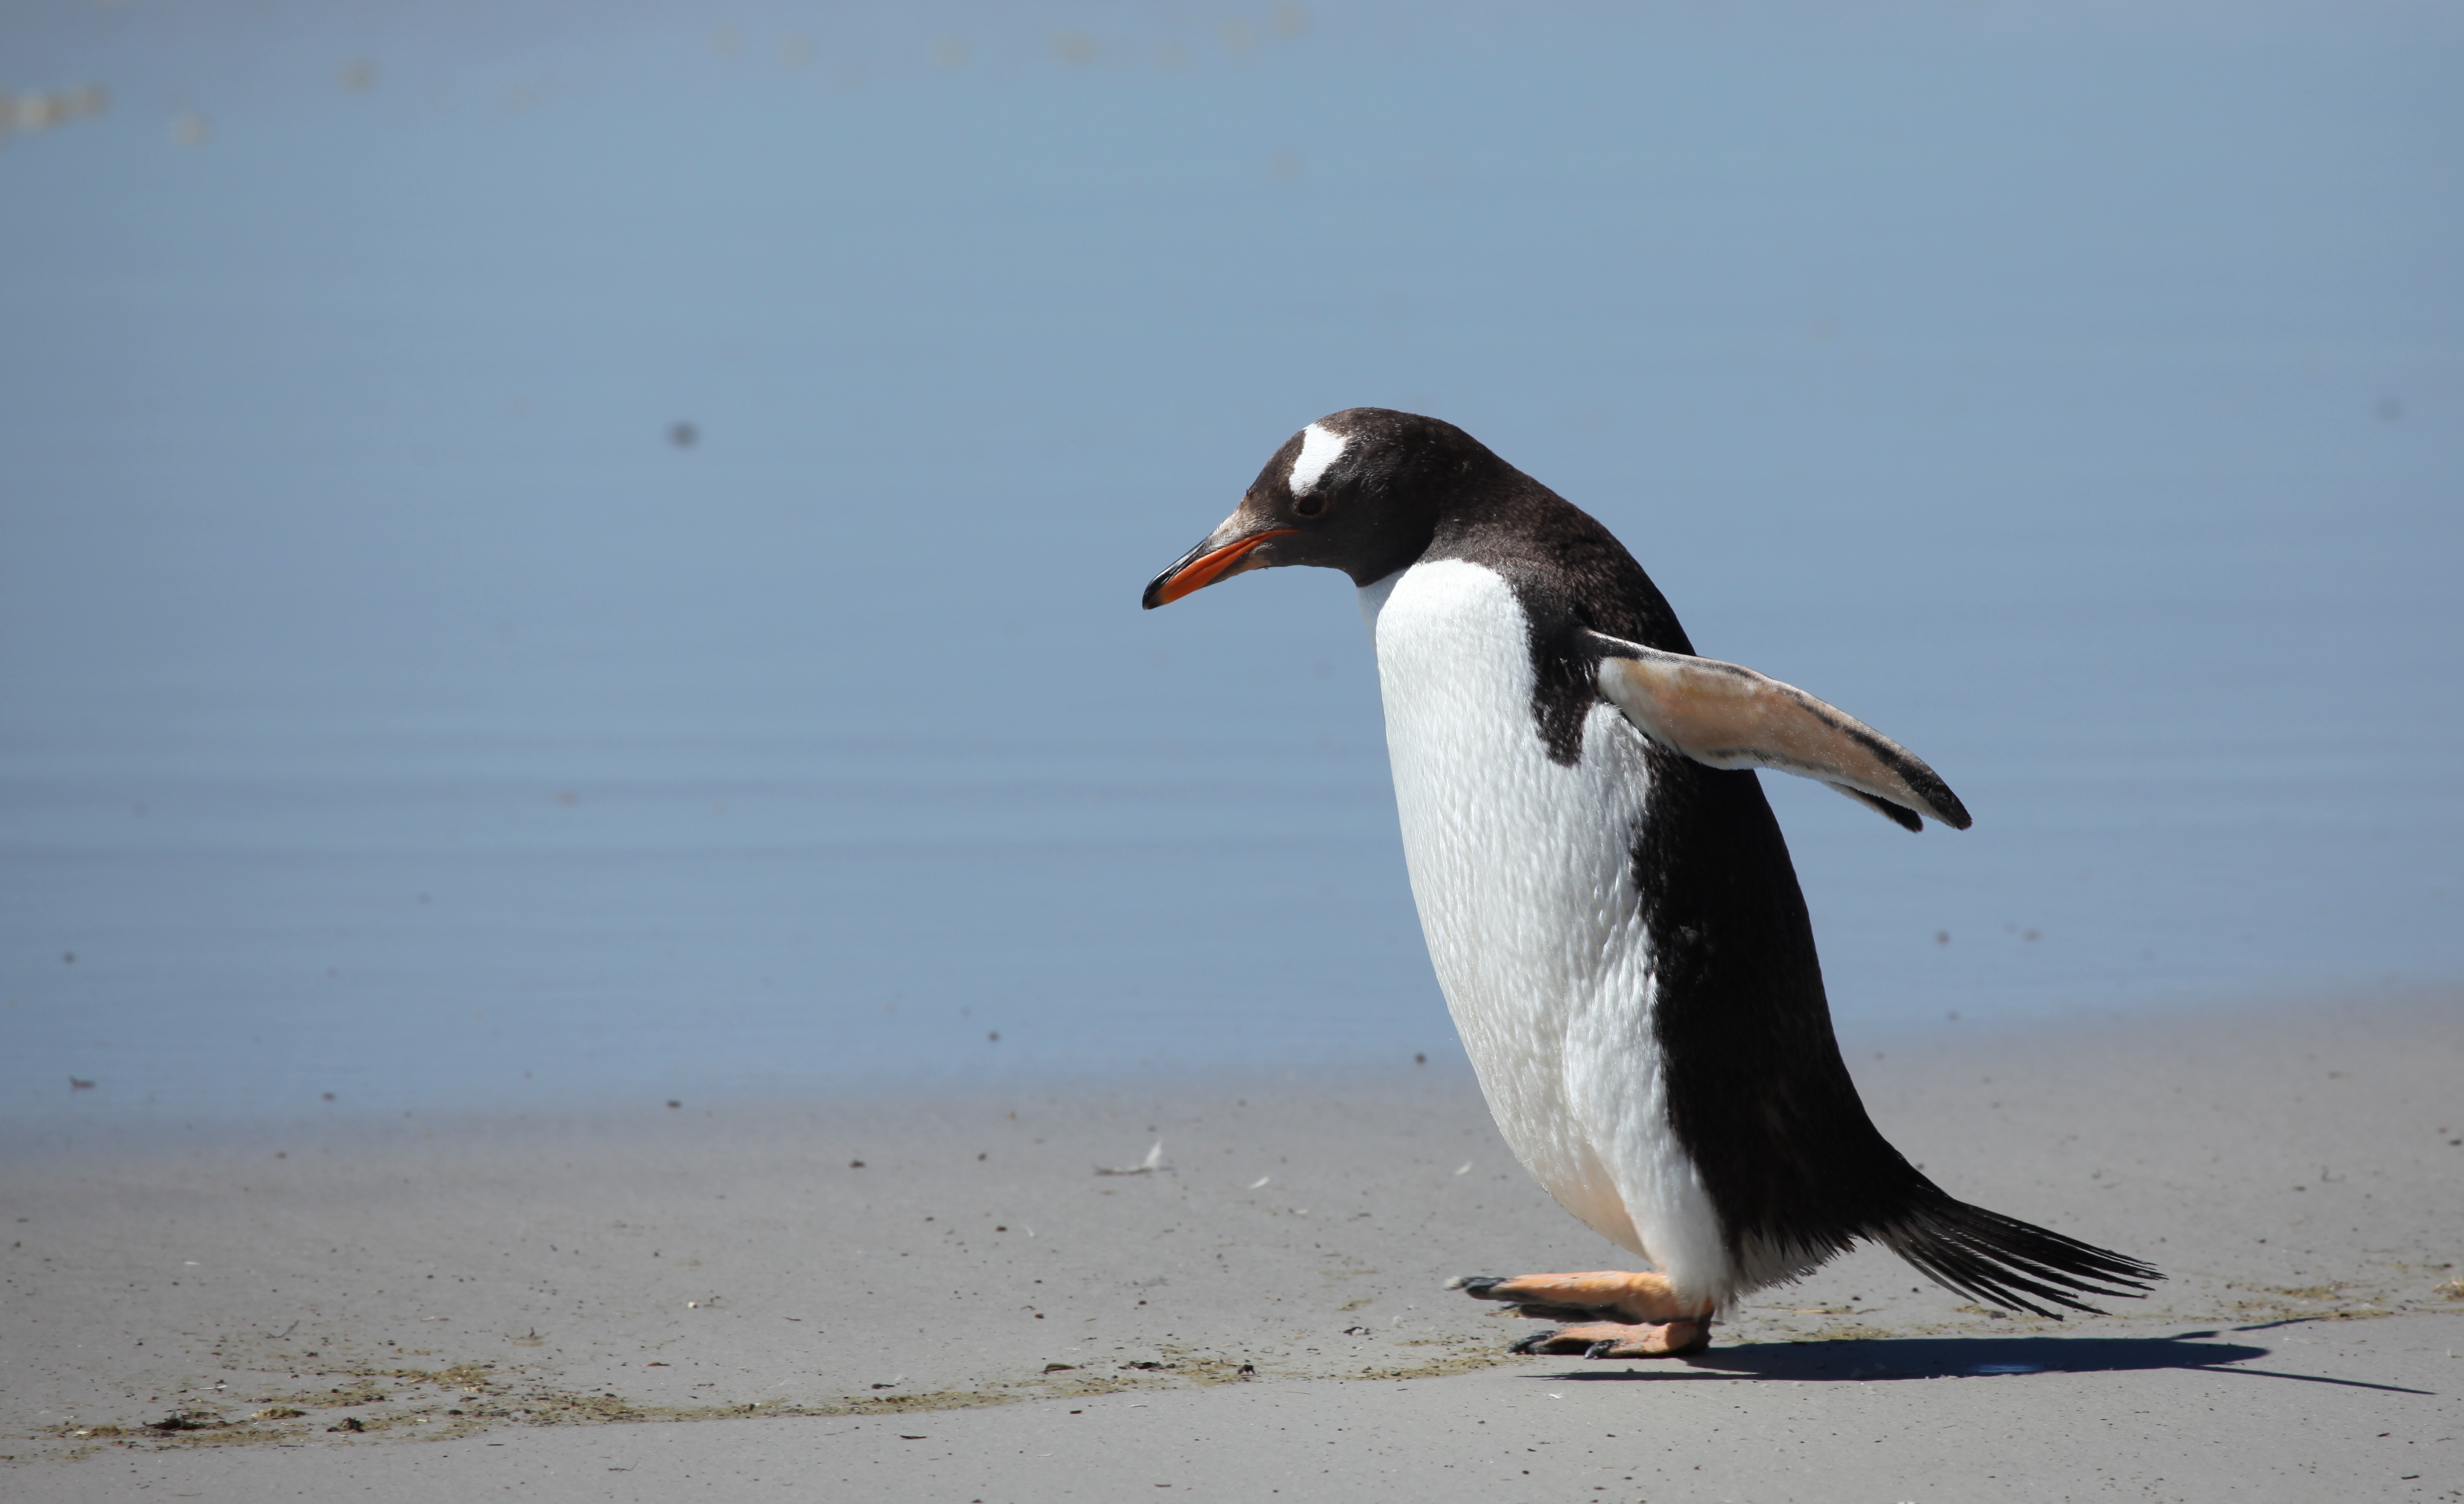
{"left": 5, "top": 994, "right": 2460, "bottom": 1502}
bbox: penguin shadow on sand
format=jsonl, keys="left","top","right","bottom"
{"left": 1528, "top": 1321, "right": 2433, "bottom": 1393}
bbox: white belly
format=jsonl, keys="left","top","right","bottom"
{"left": 1360, "top": 560, "right": 1730, "bottom": 1298}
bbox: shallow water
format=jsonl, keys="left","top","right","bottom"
{"left": 3, "top": 2, "right": 2459, "bottom": 1126}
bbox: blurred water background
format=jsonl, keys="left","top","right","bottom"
{"left": 3, "top": 1, "right": 2458, "bottom": 1129}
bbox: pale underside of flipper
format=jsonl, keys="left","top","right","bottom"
{"left": 1584, "top": 629, "right": 1972, "bottom": 832}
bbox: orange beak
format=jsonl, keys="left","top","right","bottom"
{"left": 1140, "top": 528, "right": 1297, "bottom": 609}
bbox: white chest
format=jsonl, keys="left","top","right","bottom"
{"left": 1359, "top": 560, "right": 1725, "bottom": 1284}
{"left": 1358, "top": 561, "right": 1655, "bottom": 1021}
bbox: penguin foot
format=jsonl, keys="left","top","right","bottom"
{"left": 1509, "top": 1319, "right": 1712, "bottom": 1360}
{"left": 1450, "top": 1272, "right": 1713, "bottom": 1360}
{"left": 1446, "top": 1270, "right": 1703, "bottom": 1325}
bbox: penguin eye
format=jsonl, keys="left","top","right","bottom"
{"left": 1291, "top": 493, "right": 1326, "bottom": 518}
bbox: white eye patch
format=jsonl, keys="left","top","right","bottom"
{"left": 1287, "top": 422, "right": 1349, "bottom": 498}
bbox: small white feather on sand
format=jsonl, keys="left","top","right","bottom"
{"left": 1096, "top": 1141, "right": 1165, "bottom": 1175}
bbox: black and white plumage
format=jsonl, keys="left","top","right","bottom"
{"left": 1144, "top": 408, "right": 2156, "bottom": 1323}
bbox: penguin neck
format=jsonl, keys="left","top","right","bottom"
{"left": 1355, "top": 567, "right": 1407, "bottom": 639}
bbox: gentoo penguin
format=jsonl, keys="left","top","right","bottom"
{"left": 1142, "top": 408, "right": 2157, "bottom": 1358}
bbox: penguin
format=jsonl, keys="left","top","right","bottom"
{"left": 1141, "top": 408, "right": 2157, "bottom": 1358}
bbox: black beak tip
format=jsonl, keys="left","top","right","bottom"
{"left": 1141, "top": 538, "right": 1209, "bottom": 611}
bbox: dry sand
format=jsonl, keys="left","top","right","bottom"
{"left": 4, "top": 996, "right": 2460, "bottom": 1501}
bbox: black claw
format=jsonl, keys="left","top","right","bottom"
{"left": 1583, "top": 1340, "right": 1617, "bottom": 1360}
{"left": 1508, "top": 1329, "right": 1559, "bottom": 1355}
{"left": 1450, "top": 1275, "right": 1507, "bottom": 1299}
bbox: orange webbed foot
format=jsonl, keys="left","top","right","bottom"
{"left": 1447, "top": 1271, "right": 1714, "bottom": 1359}
{"left": 1508, "top": 1318, "right": 1712, "bottom": 1359}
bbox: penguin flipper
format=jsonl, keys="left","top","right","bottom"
{"left": 1827, "top": 781, "right": 1924, "bottom": 832}
{"left": 1584, "top": 630, "right": 1972, "bottom": 831}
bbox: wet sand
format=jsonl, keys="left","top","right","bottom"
{"left": 5, "top": 994, "right": 2460, "bottom": 1501}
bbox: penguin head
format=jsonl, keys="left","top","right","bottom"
{"left": 1141, "top": 408, "right": 1499, "bottom": 608}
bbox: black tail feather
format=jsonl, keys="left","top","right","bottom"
{"left": 1877, "top": 1200, "right": 2160, "bottom": 1319}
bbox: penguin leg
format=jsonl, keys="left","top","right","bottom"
{"left": 1447, "top": 1272, "right": 1715, "bottom": 1359}
{"left": 1446, "top": 1271, "right": 1702, "bottom": 1323}
{"left": 1510, "top": 1319, "right": 1712, "bottom": 1359}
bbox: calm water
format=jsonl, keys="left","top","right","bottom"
{"left": 4, "top": 2, "right": 2458, "bottom": 1128}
